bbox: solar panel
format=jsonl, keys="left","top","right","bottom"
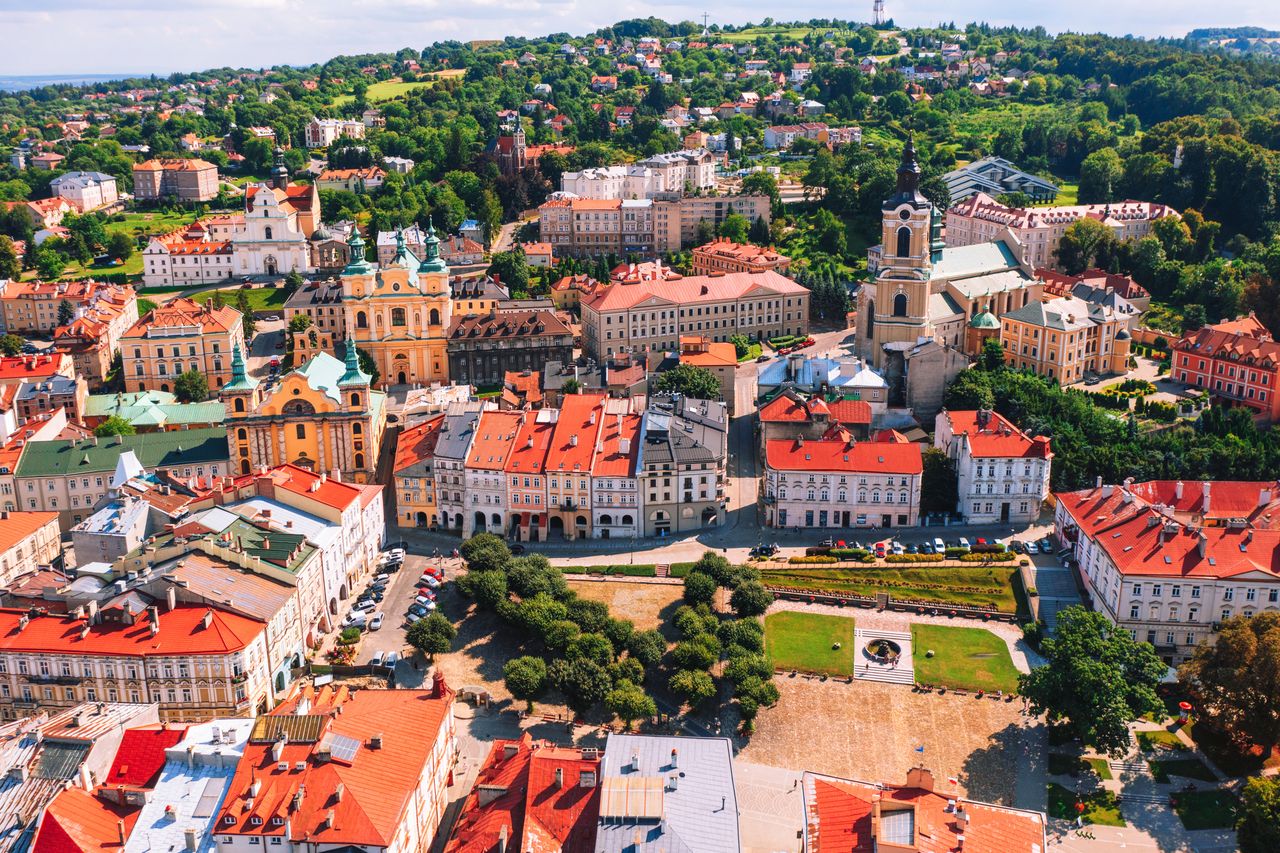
{"left": 320, "top": 732, "right": 361, "bottom": 763}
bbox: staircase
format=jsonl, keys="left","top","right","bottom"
{"left": 1108, "top": 760, "right": 1151, "bottom": 777}
{"left": 854, "top": 665, "right": 917, "bottom": 685}
{"left": 656, "top": 564, "right": 670, "bottom": 578}
{"left": 853, "top": 629, "right": 916, "bottom": 685}
{"left": 1117, "top": 791, "right": 1167, "bottom": 806}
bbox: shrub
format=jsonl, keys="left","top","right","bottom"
{"left": 338, "top": 627, "right": 361, "bottom": 645}
{"left": 829, "top": 548, "right": 871, "bottom": 560}
{"left": 683, "top": 571, "right": 717, "bottom": 605}
{"left": 944, "top": 547, "right": 969, "bottom": 559}
{"left": 885, "top": 553, "right": 944, "bottom": 563}
{"left": 958, "top": 551, "right": 1017, "bottom": 562}
{"left": 788, "top": 555, "right": 838, "bottom": 564}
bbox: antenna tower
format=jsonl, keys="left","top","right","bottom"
{"left": 873, "top": 0, "right": 886, "bottom": 26}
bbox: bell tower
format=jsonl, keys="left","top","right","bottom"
{"left": 860, "top": 136, "right": 937, "bottom": 367}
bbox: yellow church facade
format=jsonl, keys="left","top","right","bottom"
{"left": 339, "top": 226, "right": 452, "bottom": 387}
{"left": 221, "top": 340, "right": 386, "bottom": 483}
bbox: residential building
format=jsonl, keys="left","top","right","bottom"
{"left": 678, "top": 335, "right": 737, "bottom": 412}
{"left": 539, "top": 195, "right": 771, "bottom": 257}
{"left": 49, "top": 291, "right": 139, "bottom": 390}
{"left": 30, "top": 151, "right": 65, "bottom": 171}
{"left": 0, "top": 353, "right": 75, "bottom": 390}
{"left": 340, "top": 226, "right": 453, "bottom": 387}
{"left": 447, "top": 309, "right": 574, "bottom": 387}
{"left": 590, "top": 403, "right": 642, "bottom": 540}
{"left": 638, "top": 395, "right": 728, "bottom": 536}
{"left": 763, "top": 123, "right": 849, "bottom": 150}
{"left": 857, "top": 141, "right": 1041, "bottom": 385}
{"left": 1172, "top": 315, "right": 1280, "bottom": 420}
{"left": 550, "top": 273, "right": 601, "bottom": 311}
{"left": 942, "top": 156, "right": 1059, "bottom": 204}
{"left": 934, "top": 409, "right": 1052, "bottom": 524}
{"left": 71, "top": 496, "right": 150, "bottom": 565}
{"left": 314, "top": 166, "right": 385, "bottom": 193}
{"left": 462, "top": 410, "right": 523, "bottom": 538}
{"left": 3, "top": 197, "right": 76, "bottom": 230}
{"left": 544, "top": 394, "right": 606, "bottom": 541}
{"left": 304, "top": 117, "right": 366, "bottom": 148}
{"left": 82, "top": 389, "right": 225, "bottom": 433}
{"left": 999, "top": 295, "right": 1131, "bottom": 384}
{"left": 13, "top": 427, "right": 230, "bottom": 528}
{"left": 0, "top": 510, "right": 60, "bottom": 586}
{"left": 763, "top": 434, "right": 923, "bottom": 529}
{"left": 504, "top": 408, "right": 556, "bottom": 542}
{"left": 132, "top": 159, "right": 218, "bottom": 203}
{"left": 120, "top": 297, "right": 245, "bottom": 393}
{"left": 222, "top": 341, "right": 385, "bottom": 483}
{"left": 14, "top": 375, "right": 86, "bottom": 425}
{"left": 1, "top": 279, "right": 135, "bottom": 335}
{"left": 757, "top": 354, "right": 888, "bottom": 412}
{"left": 1039, "top": 267, "right": 1151, "bottom": 314}
{"left": 595, "top": 734, "right": 740, "bottom": 853}
{"left": 395, "top": 413, "right": 445, "bottom": 529}
{"left": 757, "top": 389, "right": 873, "bottom": 446}
{"left": 691, "top": 239, "right": 791, "bottom": 275}
{"left": 433, "top": 401, "right": 492, "bottom": 535}
{"left": 140, "top": 222, "right": 234, "bottom": 287}
{"left": 50, "top": 170, "right": 120, "bottom": 211}
{"left": 283, "top": 278, "right": 346, "bottom": 356}
{"left": 582, "top": 270, "right": 809, "bottom": 359}
{"left": 946, "top": 192, "right": 1177, "bottom": 270}
{"left": 520, "top": 241, "right": 554, "bottom": 267}
{"left": 213, "top": 681, "right": 457, "bottom": 853}
{"left": 1056, "top": 478, "right": 1280, "bottom": 664}
{"left": 668, "top": 195, "right": 772, "bottom": 248}
{"left": 0, "top": 603, "right": 270, "bottom": 720}
{"left": 444, "top": 733, "right": 601, "bottom": 853}
{"left": 559, "top": 149, "right": 717, "bottom": 199}
{"left": 802, "top": 767, "right": 1047, "bottom": 853}
{"left": 500, "top": 369, "right": 543, "bottom": 410}
{"left": 0, "top": 702, "right": 160, "bottom": 850}
{"left": 0, "top": 410, "right": 85, "bottom": 513}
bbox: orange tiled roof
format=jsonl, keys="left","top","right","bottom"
{"left": 1175, "top": 316, "right": 1280, "bottom": 366}
{"left": 237, "top": 463, "right": 381, "bottom": 511}
{"left": 943, "top": 410, "right": 1052, "bottom": 459}
{"left": 585, "top": 270, "right": 807, "bottom": 313}
{"left": 759, "top": 393, "right": 871, "bottom": 426}
{"left": 0, "top": 604, "right": 265, "bottom": 657}
{"left": 467, "top": 411, "right": 524, "bottom": 471}
{"left": 106, "top": 724, "right": 188, "bottom": 788}
{"left": 31, "top": 788, "right": 139, "bottom": 853}
{"left": 503, "top": 370, "right": 543, "bottom": 406}
{"left": 765, "top": 437, "right": 921, "bottom": 474}
{"left": 0, "top": 510, "right": 58, "bottom": 554}
{"left": 592, "top": 412, "right": 641, "bottom": 478}
{"left": 0, "top": 353, "right": 73, "bottom": 381}
{"left": 394, "top": 414, "right": 444, "bottom": 473}
{"left": 546, "top": 393, "right": 605, "bottom": 474}
{"left": 680, "top": 337, "right": 737, "bottom": 368}
{"left": 123, "top": 297, "right": 240, "bottom": 338}
{"left": 505, "top": 413, "right": 554, "bottom": 475}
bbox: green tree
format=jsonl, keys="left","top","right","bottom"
{"left": 683, "top": 572, "right": 717, "bottom": 605}
{"left": 690, "top": 552, "right": 736, "bottom": 587}
{"left": 173, "top": 370, "right": 209, "bottom": 403}
{"left": 605, "top": 680, "right": 656, "bottom": 730}
{"left": 0, "top": 333, "right": 22, "bottom": 357}
{"left": 749, "top": 215, "right": 771, "bottom": 245}
{"left": 105, "top": 232, "right": 134, "bottom": 262}
{"left": 356, "top": 347, "right": 380, "bottom": 386}
{"left": 93, "top": 415, "right": 136, "bottom": 438}
{"left": 1078, "top": 147, "right": 1123, "bottom": 204}
{"left": 0, "top": 236, "right": 19, "bottom": 280}
{"left": 487, "top": 248, "right": 530, "bottom": 294}
{"left": 995, "top": 191, "right": 1033, "bottom": 208}
{"left": 1178, "top": 612, "right": 1280, "bottom": 755}
{"left": 1055, "top": 218, "right": 1117, "bottom": 274}
{"left": 464, "top": 569, "right": 508, "bottom": 609}
{"left": 460, "top": 532, "right": 512, "bottom": 572}
{"left": 405, "top": 612, "right": 456, "bottom": 659}
{"left": 741, "top": 171, "right": 781, "bottom": 210}
{"left": 550, "top": 657, "right": 612, "bottom": 714}
{"left": 627, "top": 630, "right": 667, "bottom": 667}
{"left": 655, "top": 363, "right": 720, "bottom": 399}
{"left": 695, "top": 218, "right": 716, "bottom": 245}
{"left": 36, "top": 247, "right": 66, "bottom": 280}
{"left": 920, "top": 447, "right": 959, "bottom": 515}
{"left": 1019, "top": 606, "right": 1166, "bottom": 756}
{"left": 1238, "top": 777, "right": 1280, "bottom": 853}
{"left": 56, "top": 300, "right": 75, "bottom": 327}
{"left": 283, "top": 270, "right": 304, "bottom": 293}
{"left": 729, "top": 581, "right": 773, "bottom": 617}
{"left": 503, "top": 656, "right": 548, "bottom": 714}
{"left": 979, "top": 338, "right": 1006, "bottom": 371}
{"left": 717, "top": 213, "right": 750, "bottom": 244}
{"left": 561, "top": 377, "right": 581, "bottom": 395}
{"left": 234, "top": 289, "right": 256, "bottom": 337}
{"left": 672, "top": 639, "right": 717, "bottom": 671}
{"left": 668, "top": 669, "right": 716, "bottom": 708}
{"left": 566, "top": 632, "right": 615, "bottom": 666}
{"left": 288, "top": 313, "right": 313, "bottom": 333}
{"left": 729, "top": 334, "right": 751, "bottom": 358}
{"left": 810, "top": 208, "right": 848, "bottom": 257}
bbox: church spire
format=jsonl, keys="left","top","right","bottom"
{"left": 342, "top": 225, "right": 374, "bottom": 274}
{"left": 417, "top": 218, "right": 448, "bottom": 274}
{"left": 883, "top": 133, "right": 929, "bottom": 210}
{"left": 271, "top": 145, "right": 288, "bottom": 190}
{"left": 338, "top": 337, "right": 371, "bottom": 386}
{"left": 223, "top": 342, "right": 258, "bottom": 392}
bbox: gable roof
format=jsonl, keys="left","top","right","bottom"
{"left": 15, "top": 428, "right": 229, "bottom": 478}
{"left": 765, "top": 437, "right": 922, "bottom": 474}
{"left": 106, "top": 725, "right": 188, "bottom": 788}
{"left": 0, "top": 605, "right": 265, "bottom": 658}
{"left": 31, "top": 788, "right": 139, "bottom": 853}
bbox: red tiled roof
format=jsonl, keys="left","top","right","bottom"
{"left": 592, "top": 412, "right": 641, "bottom": 478}
{"left": 394, "top": 414, "right": 444, "bottom": 473}
{"left": 0, "top": 605, "right": 265, "bottom": 657}
{"left": 680, "top": 337, "right": 736, "bottom": 368}
{"left": 505, "top": 413, "right": 554, "bottom": 475}
{"left": 0, "top": 353, "right": 73, "bottom": 381}
{"left": 503, "top": 370, "right": 543, "bottom": 406}
{"left": 32, "top": 788, "right": 139, "bottom": 853}
{"left": 805, "top": 773, "right": 1045, "bottom": 853}
{"left": 1174, "top": 316, "right": 1280, "bottom": 366}
{"left": 943, "top": 410, "right": 1051, "bottom": 459}
{"left": 240, "top": 463, "right": 379, "bottom": 512}
{"left": 107, "top": 725, "right": 188, "bottom": 788}
{"left": 759, "top": 393, "right": 872, "bottom": 426}
{"left": 122, "top": 297, "right": 240, "bottom": 338}
{"left": 0, "top": 511, "right": 58, "bottom": 554}
{"left": 765, "top": 437, "right": 921, "bottom": 474}
{"left": 584, "top": 270, "right": 807, "bottom": 313}
{"left": 467, "top": 411, "right": 524, "bottom": 471}
{"left": 546, "top": 394, "right": 606, "bottom": 474}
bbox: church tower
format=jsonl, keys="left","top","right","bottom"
{"left": 221, "top": 343, "right": 262, "bottom": 475}
{"left": 860, "top": 136, "right": 937, "bottom": 367}
{"left": 271, "top": 145, "right": 289, "bottom": 190}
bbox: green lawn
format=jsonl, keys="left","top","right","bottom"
{"left": 910, "top": 624, "right": 1021, "bottom": 693}
{"left": 717, "top": 26, "right": 823, "bottom": 42}
{"left": 760, "top": 565, "right": 1021, "bottom": 612}
{"left": 137, "top": 298, "right": 158, "bottom": 316}
{"left": 1172, "top": 790, "right": 1239, "bottom": 830}
{"left": 1087, "top": 758, "right": 1113, "bottom": 780}
{"left": 333, "top": 79, "right": 437, "bottom": 107}
{"left": 1048, "top": 754, "right": 1090, "bottom": 777}
{"left": 1047, "top": 783, "right": 1126, "bottom": 827}
{"left": 764, "top": 611, "right": 855, "bottom": 676}
{"left": 191, "top": 287, "right": 287, "bottom": 312}
{"left": 1148, "top": 757, "right": 1217, "bottom": 783}
{"left": 737, "top": 342, "right": 763, "bottom": 362}
{"left": 1137, "top": 729, "right": 1189, "bottom": 752}
{"left": 106, "top": 210, "right": 199, "bottom": 239}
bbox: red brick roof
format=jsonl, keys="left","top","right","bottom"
{"left": 505, "top": 413, "right": 554, "bottom": 475}
{"left": 123, "top": 297, "right": 240, "bottom": 338}
{"left": 1174, "top": 316, "right": 1280, "bottom": 367}
{"left": 546, "top": 394, "right": 606, "bottom": 474}
{"left": 0, "top": 605, "right": 265, "bottom": 657}
{"left": 759, "top": 393, "right": 872, "bottom": 426}
{"left": 585, "top": 270, "right": 807, "bottom": 313}
{"left": 31, "top": 788, "right": 139, "bottom": 853}
{"left": 765, "top": 437, "right": 921, "bottom": 474}
{"left": 467, "top": 411, "right": 524, "bottom": 471}
{"left": 942, "top": 410, "right": 1051, "bottom": 459}
{"left": 394, "top": 414, "right": 444, "bottom": 474}
{"left": 107, "top": 725, "right": 188, "bottom": 788}
{"left": 592, "top": 412, "right": 641, "bottom": 478}
{"left": 445, "top": 734, "right": 600, "bottom": 853}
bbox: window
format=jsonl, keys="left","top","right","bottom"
{"left": 892, "top": 292, "right": 908, "bottom": 317}
{"left": 296, "top": 424, "right": 306, "bottom": 440}
{"left": 391, "top": 307, "right": 406, "bottom": 326}
{"left": 895, "top": 225, "right": 911, "bottom": 258}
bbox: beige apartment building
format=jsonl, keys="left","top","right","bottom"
{"left": 0, "top": 280, "right": 136, "bottom": 335}
{"left": 120, "top": 297, "right": 245, "bottom": 393}
{"left": 946, "top": 192, "right": 1178, "bottom": 269}
{"left": 539, "top": 195, "right": 771, "bottom": 258}
{"left": 0, "top": 510, "right": 61, "bottom": 587}
{"left": 1000, "top": 295, "right": 1131, "bottom": 384}
{"left": 581, "top": 269, "right": 809, "bottom": 359}
{"left": 691, "top": 239, "right": 791, "bottom": 275}
{"left": 132, "top": 158, "right": 219, "bottom": 203}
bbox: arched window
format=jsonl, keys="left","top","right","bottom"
{"left": 352, "top": 423, "right": 362, "bottom": 435}
{"left": 237, "top": 428, "right": 247, "bottom": 440}
{"left": 893, "top": 293, "right": 908, "bottom": 317}
{"left": 896, "top": 225, "right": 911, "bottom": 258}
{"left": 265, "top": 226, "right": 273, "bottom": 240}
{"left": 350, "top": 392, "right": 361, "bottom": 407}
{"left": 430, "top": 308, "right": 441, "bottom": 326}
{"left": 282, "top": 399, "right": 315, "bottom": 416}
{"left": 391, "top": 307, "right": 406, "bottom": 326}
{"left": 295, "top": 424, "right": 306, "bottom": 440}
{"left": 865, "top": 299, "right": 875, "bottom": 338}
{"left": 355, "top": 452, "right": 365, "bottom": 469}
{"left": 234, "top": 398, "right": 245, "bottom": 413}
{"left": 356, "top": 311, "right": 368, "bottom": 329}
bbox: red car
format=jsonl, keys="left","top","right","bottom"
{"left": 976, "top": 537, "right": 988, "bottom": 546}
{"left": 874, "top": 543, "right": 886, "bottom": 558}
{"left": 421, "top": 565, "right": 443, "bottom": 578}
{"left": 416, "top": 587, "right": 437, "bottom": 599}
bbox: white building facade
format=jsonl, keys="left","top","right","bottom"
{"left": 934, "top": 409, "right": 1052, "bottom": 524}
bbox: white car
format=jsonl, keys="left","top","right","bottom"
{"left": 374, "top": 573, "right": 391, "bottom": 585}
{"left": 370, "top": 651, "right": 385, "bottom": 667}
{"left": 933, "top": 537, "right": 946, "bottom": 553}
{"left": 384, "top": 651, "right": 400, "bottom": 667}
{"left": 384, "top": 548, "right": 406, "bottom": 561}
{"left": 343, "top": 612, "right": 367, "bottom": 629}
{"left": 957, "top": 537, "right": 971, "bottom": 550}
{"left": 350, "top": 599, "right": 375, "bottom": 613}
{"left": 414, "top": 594, "right": 436, "bottom": 609}
{"left": 418, "top": 575, "right": 441, "bottom": 589}
{"left": 891, "top": 542, "right": 905, "bottom": 555}
{"left": 368, "top": 612, "right": 384, "bottom": 631}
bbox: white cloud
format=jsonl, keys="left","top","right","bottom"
{"left": 0, "top": 1, "right": 1277, "bottom": 76}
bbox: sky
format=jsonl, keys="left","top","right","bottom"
{"left": 1, "top": 0, "right": 1278, "bottom": 77}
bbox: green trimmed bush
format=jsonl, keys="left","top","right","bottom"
{"left": 788, "top": 555, "right": 838, "bottom": 565}
{"left": 885, "top": 553, "right": 944, "bottom": 563}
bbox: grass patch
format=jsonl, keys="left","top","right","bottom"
{"left": 1087, "top": 758, "right": 1113, "bottom": 780}
{"left": 333, "top": 78, "right": 438, "bottom": 107}
{"left": 191, "top": 287, "right": 287, "bottom": 312}
{"left": 557, "top": 564, "right": 656, "bottom": 577}
{"left": 910, "top": 624, "right": 1021, "bottom": 693}
{"left": 137, "top": 298, "right": 157, "bottom": 316}
{"left": 1047, "top": 783, "right": 1125, "bottom": 827}
{"left": 1148, "top": 757, "right": 1217, "bottom": 783}
{"left": 736, "top": 342, "right": 763, "bottom": 362}
{"left": 1033, "top": 180, "right": 1078, "bottom": 206}
{"left": 760, "top": 564, "right": 1020, "bottom": 612}
{"left": 764, "top": 611, "right": 854, "bottom": 676}
{"left": 1137, "top": 729, "right": 1188, "bottom": 753}
{"left": 1172, "top": 789, "right": 1238, "bottom": 830}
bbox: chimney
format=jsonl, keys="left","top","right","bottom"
{"left": 1197, "top": 532, "right": 1207, "bottom": 559}
{"left": 184, "top": 828, "right": 198, "bottom": 851}
{"left": 166, "top": 586, "right": 176, "bottom": 612}
{"left": 906, "top": 766, "right": 935, "bottom": 792}
{"left": 118, "top": 820, "right": 127, "bottom": 845}
{"left": 554, "top": 767, "right": 564, "bottom": 789}
{"left": 503, "top": 743, "right": 519, "bottom": 761}
{"left": 570, "top": 434, "right": 578, "bottom": 446}
{"left": 1261, "top": 488, "right": 1272, "bottom": 507}
{"left": 498, "top": 824, "right": 508, "bottom": 853}
{"left": 871, "top": 794, "right": 882, "bottom": 844}
{"left": 670, "top": 748, "right": 678, "bottom": 769}
{"left": 1202, "top": 481, "right": 1211, "bottom": 516}
{"left": 369, "top": 733, "right": 383, "bottom": 750}
{"left": 334, "top": 782, "right": 345, "bottom": 802}
{"left": 1175, "top": 480, "right": 1184, "bottom": 500}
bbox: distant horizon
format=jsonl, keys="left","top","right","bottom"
{"left": 0, "top": 3, "right": 1277, "bottom": 79}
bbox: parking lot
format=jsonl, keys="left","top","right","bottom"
{"left": 341, "top": 550, "right": 461, "bottom": 666}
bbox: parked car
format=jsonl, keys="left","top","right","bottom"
{"left": 975, "top": 537, "right": 988, "bottom": 546}
{"left": 1040, "top": 537, "right": 1055, "bottom": 553}
{"left": 891, "top": 542, "right": 905, "bottom": 555}
{"left": 933, "top": 537, "right": 946, "bottom": 553}
{"left": 370, "top": 651, "right": 385, "bottom": 667}
{"left": 350, "top": 599, "right": 375, "bottom": 613}
{"left": 368, "top": 612, "right": 384, "bottom": 631}
{"left": 343, "top": 612, "right": 367, "bottom": 629}
{"left": 819, "top": 538, "right": 835, "bottom": 548}
{"left": 874, "top": 543, "right": 886, "bottom": 558}
{"left": 957, "top": 537, "right": 971, "bottom": 550}
{"left": 905, "top": 543, "right": 918, "bottom": 554}
{"left": 405, "top": 612, "right": 422, "bottom": 625}
{"left": 407, "top": 603, "right": 428, "bottom": 618}
{"left": 416, "top": 587, "right": 437, "bottom": 600}
{"left": 420, "top": 565, "right": 443, "bottom": 578}
{"left": 384, "top": 547, "right": 406, "bottom": 561}
{"left": 750, "top": 543, "right": 779, "bottom": 557}
{"left": 756, "top": 354, "right": 770, "bottom": 362}
{"left": 1010, "top": 540, "right": 1026, "bottom": 554}
{"left": 413, "top": 594, "right": 435, "bottom": 609}
{"left": 418, "top": 575, "right": 441, "bottom": 589}
{"left": 920, "top": 542, "right": 934, "bottom": 554}
{"left": 384, "top": 651, "right": 400, "bottom": 668}
{"left": 374, "top": 573, "right": 391, "bottom": 584}
{"left": 1027, "top": 541, "right": 1042, "bottom": 554}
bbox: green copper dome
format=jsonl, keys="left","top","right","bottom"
{"left": 338, "top": 337, "right": 371, "bottom": 386}
{"left": 969, "top": 307, "right": 1001, "bottom": 329}
{"left": 222, "top": 343, "right": 258, "bottom": 391}
{"left": 417, "top": 220, "right": 449, "bottom": 275}
{"left": 343, "top": 226, "right": 374, "bottom": 275}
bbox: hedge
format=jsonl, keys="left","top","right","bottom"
{"left": 829, "top": 548, "right": 872, "bottom": 560}
{"left": 944, "top": 547, "right": 969, "bottom": 559}
{"left": 885, "top": 553, "right": 944, "bottom": 563}
{"left": 558, "top": 564, "right": 658, "bottom": 577}
{"left": 788, "top": 555, "right": 839, "bottom": 564}
{"left": 958, "top": 552, "right": 1018, "bottom": 563}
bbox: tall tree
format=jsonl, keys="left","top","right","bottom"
{"left": 56, "top": 299, "right": 76, "bottom": 327}
{"left": 1238, "top": 777, "right": 1280, "bottom": 853}
{"left": 654, "top": 364, "right": 721, "bottom": 399}
{"left": 173, "top": 370, "right": 209, "bottom": 403}
{"left": 1019, "top": 606, "right": 1166, "bottom": 756}
{"left": 503, "top": 656, "right": 547, "bottom": 713}
{"left": 406, "top": 613, "right": 457, "bottom": 660}
{"left": 1179, "top": 612, "right": 1280, "bottom": 754}
{"left": 920, "top": 447, "right": 959, "bottom": 515}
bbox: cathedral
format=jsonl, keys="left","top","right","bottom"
{"left": 231, "top": 147, "right": 321, "bottom": 277}
{"left": 339, "top": 224, "right": 452, "bottom": 387}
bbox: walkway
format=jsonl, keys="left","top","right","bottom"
{"left": 1028, "top": 560, "right": 1082, "bottom": 634}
